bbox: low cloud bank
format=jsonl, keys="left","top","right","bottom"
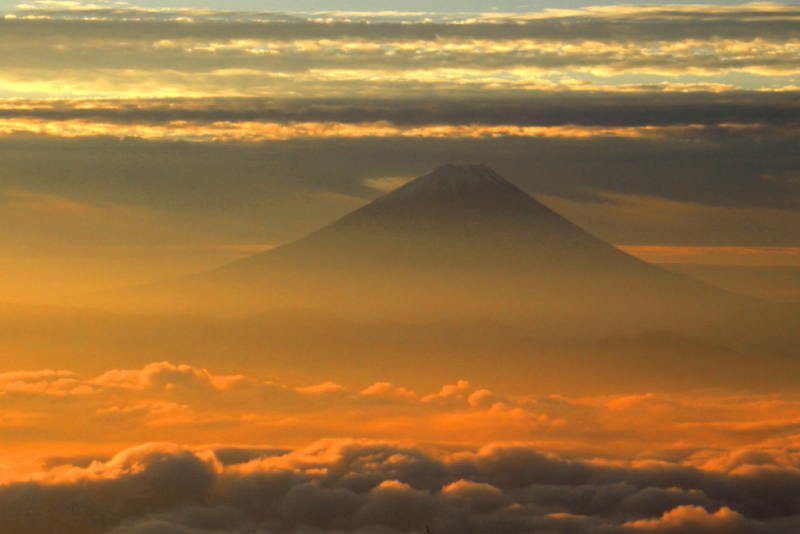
{"left": 2, "top": 362, "right": 800, "bottom": 466}
{"left": 2, "top": 439, "right": 800, "bottom": 534}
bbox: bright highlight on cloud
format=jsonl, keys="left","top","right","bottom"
{"left": 2, "top": 118, "right": 763, "bottom": 142}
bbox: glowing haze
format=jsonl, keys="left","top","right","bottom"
{"left": 0, "top": 1, "right": 799, "bottom": 534}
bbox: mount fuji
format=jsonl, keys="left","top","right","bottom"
{"left": 100, "top": 164, "right": 795, "bottom": 342}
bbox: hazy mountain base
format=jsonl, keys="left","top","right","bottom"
{"left": 0, "top": 303, "right": 796, "bottom": 395}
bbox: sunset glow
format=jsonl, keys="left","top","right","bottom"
{"left": 0, "top": 1, "right": 798, "bottom": 534}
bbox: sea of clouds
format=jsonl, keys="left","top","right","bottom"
{"left": 1, "top": 362, "right": 800, "bottom": 533}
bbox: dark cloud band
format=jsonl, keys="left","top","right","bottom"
{"left": 3, "top": 93, "right": 800, "bottom": 127}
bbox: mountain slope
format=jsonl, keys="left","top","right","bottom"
{"left": 94, "top": 164, "right": 795, "bottom": 345}
{"left": 227, "top": 163, "right": 648, "bottom": 273}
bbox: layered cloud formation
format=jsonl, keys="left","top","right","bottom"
{"left": 2, "top": 3, "right": 800, "bottom": 97}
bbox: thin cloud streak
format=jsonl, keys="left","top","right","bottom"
{"left": 0, "top": 118, "right": 755, "bottom": 142}
{"left": 3, "top": 93, "right": 800, "bottom": 127}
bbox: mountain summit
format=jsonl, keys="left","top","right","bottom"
{"left": 366, "top": 163, "right": 529, "bottom": 210}
{"left": 380, "top": 163, "right": 513, "bottom": 197}
{"left": 100, "top": 164, "right": 788, "bottom": 341}
{"left": 265, "top": 163, "right": 655, "bottom": 275}
{"left": 325, "top": 164, "right": 594, "bottom": 239}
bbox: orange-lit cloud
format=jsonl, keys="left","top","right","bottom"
{"left": 1, "top": 117, "right": 794, "bottom": 142}
{"left": 2, "top": 361, "right": 800, "bottom": 462}
{"left": 624, "top": 505, "right": 752, "bottom": 532}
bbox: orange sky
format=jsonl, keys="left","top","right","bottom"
{"left": 0, "top": 4, "right": 798, "bottom": 533}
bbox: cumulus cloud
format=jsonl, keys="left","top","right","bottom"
{"left": 0, "top": 438, "right": 799, "bottom": 534}
{"left": 91, "top": 362, "right": 246, "bottom": 391}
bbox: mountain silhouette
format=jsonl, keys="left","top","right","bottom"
{"left": 222, "top": 163, "right": 664, "bottom": 275}
{"left": 98, "top": 164, "right": 795, "bottom": 344}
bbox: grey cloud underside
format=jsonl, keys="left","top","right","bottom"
{"left": 1, "top": 134, "right": 799, "bottom": 224}
{"left": 6, "top": 93, "right": 800, "bottom": 128}
{"left": 4, "top": 51, "right": 797, "bottom": 80}
{"left": 4, "top": 441, "right": 800, "bottom": 534}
